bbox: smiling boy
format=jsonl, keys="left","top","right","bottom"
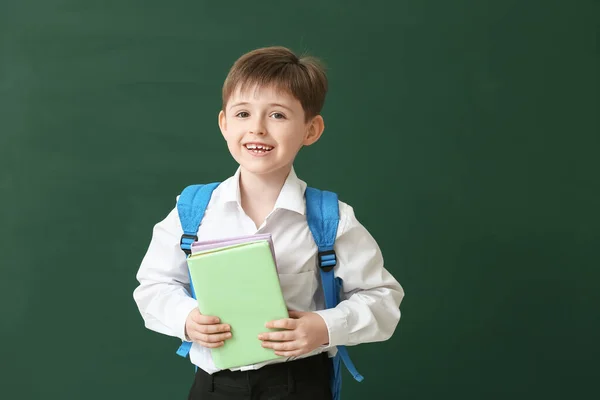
{"left": 134, "top": 46, "right": 404, "bottom": 400}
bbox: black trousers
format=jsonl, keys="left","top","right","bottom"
{"left": 188, "top": 353, "right": 332, "bottom": 400}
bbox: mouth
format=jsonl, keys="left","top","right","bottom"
{"left": 244, "top": 143, "right": 274, "bottom": 154}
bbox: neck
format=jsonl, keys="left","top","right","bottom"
{"left": 238, "top": 166, "right": 292, "bottom": 210}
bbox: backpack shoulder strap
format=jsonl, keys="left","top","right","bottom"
{"left": 177, "top": 183, "right": 221, "bottom": 256}
{"left": 175, "top": 182, "right": 220, "bottom": 358}
{"left": 305, "top": 187, "right": 340, "bottom": 307}
{"left": 305, "top": 187, "right": 364, "bottom": 399}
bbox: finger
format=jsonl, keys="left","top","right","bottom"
{"left": 196, "top": 340, "right": 225, "bottom": 348}
{"left": 198, "top": 331, "right": 232, "bottom": 343}
{"left": 258, "top": 330, "right": 296, "bottom": 342}
{"left": 265, "top": 318, "right": 297, "bottom": 330}
{"left": 261, "top": 340, "right": 301, "bottom": 352}
{"left": 274, "top": 350, "right": 304, "bottom": 357}
{"left": 193, "top": 313, "right": 221, "bottom": 325}
{"left": 197, "top": 323, "right": 231, "bottom": 334}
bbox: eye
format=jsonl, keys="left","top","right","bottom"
{"left": 270, "top": 112, "right": 286, "bottom": 120}
{"left": 236, "top": 111, "right": 250, "bottom": 118}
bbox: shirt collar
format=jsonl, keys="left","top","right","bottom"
{"left": 219, "top": 168, "right": 243, "bottom": 205}
{"left": 219, "top": 166, "right": 307, "bottom": 215}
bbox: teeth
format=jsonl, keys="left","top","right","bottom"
{"left": 245, "top": 144, "right": 273, "bottom": 151}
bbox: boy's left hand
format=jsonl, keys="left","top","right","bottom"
{"left": 259, "top": 311, "right": 329, "bottom": 357}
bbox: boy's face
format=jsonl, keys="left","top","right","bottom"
{"left": 218, "top": 84, "right": 323, "bottom": 179}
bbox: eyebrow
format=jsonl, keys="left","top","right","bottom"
{"left": 228, "top": 102, "right": 294, "bottom": 112}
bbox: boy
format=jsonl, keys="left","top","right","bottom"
{"left": 133, "top": 46, "right": 404, "bottom": 399}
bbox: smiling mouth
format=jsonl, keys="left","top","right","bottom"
{"left": 244, "top": 143, "right": 274, "bottom": 154}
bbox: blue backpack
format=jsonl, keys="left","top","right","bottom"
{"left": 174, "top": 183, "right": 364, "bottom": 399}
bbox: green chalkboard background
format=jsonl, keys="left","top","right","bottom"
{"left": 1, "top": 0, "right": 597, "bottom": 399}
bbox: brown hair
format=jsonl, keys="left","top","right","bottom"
{"left": 222, "top": 46, "right": 327, "bottom": 121}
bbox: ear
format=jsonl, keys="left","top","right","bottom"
{"left": 303, "top": 115, "right": 325, "bottom": 146}
{"left": 218, "top": 110, "right": 227, "bottom": 139}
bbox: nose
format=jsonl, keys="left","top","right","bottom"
{"left": 249, "top": 116, "right": 267, "bottom": 136}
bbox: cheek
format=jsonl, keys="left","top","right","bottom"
{"left": 288, "top": 133, "right": 307, "bottom": 150}
{"left": 277, "top": 126, "right": 306, "bottom": 147}
{"left": 223, "top": 126, "right": 243, "bottom": 144}
{"left": 228, "top": 141, "right": 242, "bottom": 155}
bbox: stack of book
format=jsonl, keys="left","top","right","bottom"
{"left": 187, "top": 233, "right": 289, "bottom": 369}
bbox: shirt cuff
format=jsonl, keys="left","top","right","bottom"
{"left": 313, "top": 307, "right": 349, "bottom": 347}
{"left": 175, "top": 297, "right": 199, "bottom": 342}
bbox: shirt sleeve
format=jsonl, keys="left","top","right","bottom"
{"left": 133, "top": 204, "right": 198, "bottom": 342}
{"left": 314, "top": 202, "right": 405, "bottom": 347}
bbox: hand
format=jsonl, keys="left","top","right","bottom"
{"left": 185, "top": 308, "right": 232, "bottom": 348}
{"left": 259, "top": 311, "right": 329, "bottom": 357}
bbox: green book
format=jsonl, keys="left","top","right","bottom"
{"left": 187, "top": 239, "right": 288, "bottom": 370}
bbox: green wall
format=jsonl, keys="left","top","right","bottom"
{"left": 1, "top": 1, "right": 597, "bottom": 398}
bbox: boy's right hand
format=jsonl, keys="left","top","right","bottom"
{"left": 185, "top": 308, "right": 232, "bottom": 348}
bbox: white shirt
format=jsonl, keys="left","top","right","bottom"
{"left": 133, "top": 167, "right": 404, "bottom": 374}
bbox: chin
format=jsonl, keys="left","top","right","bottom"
{"left": 239, "top": 163, "right": 290, "bottom": 177}
{"left": 241, "top": 165, "right": 277, "bottom": 175}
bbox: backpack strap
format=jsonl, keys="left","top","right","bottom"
{"left": 174, "top": 182, "right": 220, "bottom": 358}
{"left": 305, "top": 187, "right": 364, "bottom": 399}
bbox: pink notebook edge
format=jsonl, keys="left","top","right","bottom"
{"left": 190, "top": 233, "right": 277, "bottom": 264}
